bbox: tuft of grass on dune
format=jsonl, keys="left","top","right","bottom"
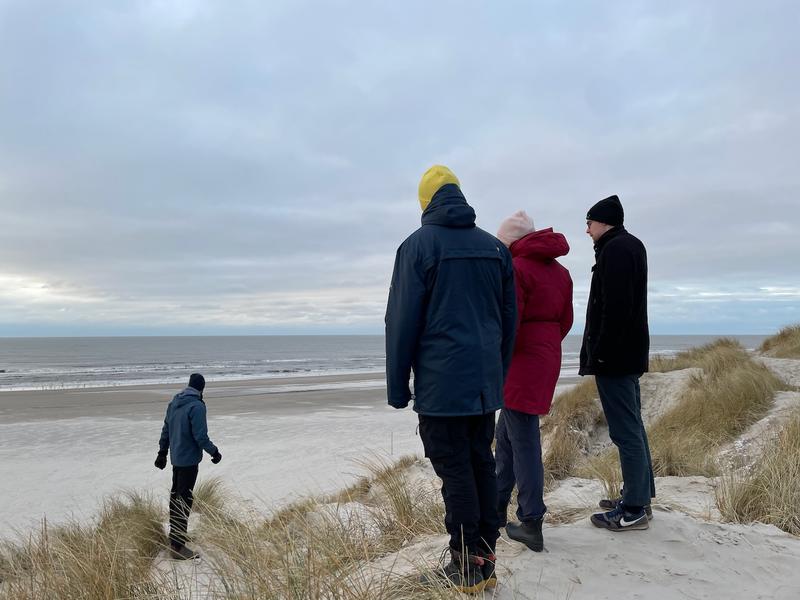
{"left": 540, "top": 378, "right": 603, "bottom": 481}
{"left": 580, "top": 339, "right": 789, "bottom": 489}
{"left": 647, "top": 340, "right": 788, "bottom": 476}
{"left": 0, "top": 492, "right": 166, "bottom": 599}
{"left": 649, "top": 337, "right": 744, "bottom": 373}
{"left": 0, "top": 454, "right": 463, "bottom": 599}
{"left": 716, "top": 409, "right": 800, "bottom": 536}
{"left": 759, "top": 324, "right": 800, "bottom": 359}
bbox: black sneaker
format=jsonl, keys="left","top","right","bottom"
{"left": 598, "top": 497, "right": 654, "bottom": 520}
{"left": 590, "top": 505, "right": 649, "bottom": 531}
{"left": 420, "top": 548, "right": 486, "bottom": 594}
{"left": 506, "top": 517, "right": 543, "bottom": 552}
{"left": 169, "top": 544, "right": 200, "bottom": 560}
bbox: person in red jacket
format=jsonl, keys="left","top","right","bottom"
{"left": 494, "top": 211, "right": 573, "bottom": 552}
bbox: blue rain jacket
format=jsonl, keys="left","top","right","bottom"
{"left": 158, "top": 387, "right": 219, "bottom": 467}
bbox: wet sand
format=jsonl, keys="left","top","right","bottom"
{"left": 0, "top": 371, "right": 581, "bottom": 423}
{"left": 0, "top": 372, "right": 387, "bottom": 423}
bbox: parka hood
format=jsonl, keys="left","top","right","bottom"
{"left": 421, "top": 184, "right": 476, "bottom": 229}
{"left": 510, "top": 228, "right": 569, "bottom": 260}
{"left": 173, "top": 386, "right": 203, "bottom": 409}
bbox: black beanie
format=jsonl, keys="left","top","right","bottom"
{"left": 189, "top": 373, "right": 206, "bottom": 392}
{"left": 586, "top": 195, "right": 624, "bottom": 226}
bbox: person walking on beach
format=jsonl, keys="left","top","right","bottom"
{"left": 385, "top": 165, "right": 516, "bottom": 593}
{"left": 579, "top": 195, "right": 654, "bottom": 531}
{"left": 494, "top": 211, "right": 573, "bottom": 552}
{"left": 154, "top": 373, "right": 222, "bottom": 559}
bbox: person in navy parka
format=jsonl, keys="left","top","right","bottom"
{"left": 154, "top": 373, "right": 222, "bottom": 560}
{"left": 385, "top": 165, "right": 516, "bottom": 593}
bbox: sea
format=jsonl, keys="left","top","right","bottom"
{"left": 0, "top": 335, "right": 768, "bottom": 392}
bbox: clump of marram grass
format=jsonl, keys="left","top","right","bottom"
{"left": 579, "top": 338, "right": 788, "bottom": 487}
{"left": 184, "top": 455, "right": 453, "bottom": 599}
{"left": 0, "top": 457, "right": 466, "bottom": 599}
{"left": 193, "top": 476, "right": 227, "bottom": 515}
{"left": 759, "top": 324, "right": 800, "bottom": 359}
{"left": 716, "top": 410, "right": 800, "bottom": 535}
{"left": 648, "top": 341, "right": 787, "bottom": 476}
{"left": 649, "top": 337, "right": 744, "bottom": 373}
{"left": 0, "top": 492, "right": 167, "bottom": 599}
{"left": 577, "top": 449, "right": 623, "bottom": 500}
{"left": 540, "top": 378, "right": 603, "bottom": 480}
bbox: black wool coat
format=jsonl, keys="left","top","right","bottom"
{"left": 579, "top": 226, "right": 649, "bottom": 376}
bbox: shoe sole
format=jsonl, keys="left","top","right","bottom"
{"left": 455, "top": 581, "right": 488, "bottom": 594}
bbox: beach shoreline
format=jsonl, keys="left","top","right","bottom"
{"left": 0, "top": 371, "right": 581, "bottom": 424}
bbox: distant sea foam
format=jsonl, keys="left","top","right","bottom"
{"left": 0, "top": 334, "right": 767, "bottom": 392}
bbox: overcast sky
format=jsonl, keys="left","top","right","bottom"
{"left": 1, "top": 0, "right": 798, "bottom": 336}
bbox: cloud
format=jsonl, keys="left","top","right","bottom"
{"left": 0, "top": 0, "right": 798, "bottom": 334}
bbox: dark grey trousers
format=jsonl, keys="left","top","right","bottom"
{"left": 495, "top": 408, "right": 547, "bottom": 523}
{"left": 595, "top": 374, "right": 656, "bottom": 507}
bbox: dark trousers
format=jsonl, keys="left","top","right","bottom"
{"left": 496, "top": 408, "right": 546, "bottom": 524}
{"left": 595, "top": 374, "right": 656, "bottom": 507}
{"left": 418, "top": 412, "right": 500, "bottom": 554}
{"left": 169, "top": 465, "right": 199, "bottom": 547}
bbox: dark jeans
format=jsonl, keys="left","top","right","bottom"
{"left": 169, "top": 465, "right": 199, "bottom": 547}
{"left": 496, "top": 408, "right": 546, "bottom": 524}
{"left": 418, "top": 412, "right": 500, "bottom": 554}
{"left": 595, "top": 374, "right": 656, "bottom": 507}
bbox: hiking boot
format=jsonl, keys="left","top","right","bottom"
{"left": 420, "top": 547, "right": 486, "bottom": 594}
{"left": 598, "top": 496, "right": 654, "bottom": 520}
{"left": 477, "top": 549, "right": 497, "bottom": 588}
{"left": 169, "top": 543, "right": 200, "bottom": 560}
{"left": 590, "top": 505, "right": 649, "bottom": 531}
{"left": 505, "top": 517, "right": 544, "bottom": 552}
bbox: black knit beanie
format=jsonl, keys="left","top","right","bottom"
{"left": 189, "top": 373, "right": 206, "bottom": 392}
{"left": 586, "top": 194, "right": 624, "bottom": 226}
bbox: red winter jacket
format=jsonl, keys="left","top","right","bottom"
{"left": 503, "top": 228, "right": 573, "bottom": 415}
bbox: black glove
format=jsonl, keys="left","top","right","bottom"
{"left": 154, "top": 451, "right": 168, "bottom": 470}
{"left": 211, "top": 451, "right": 222, "bottom": 464}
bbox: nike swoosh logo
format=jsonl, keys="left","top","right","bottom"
{"left": 619, "top": 517, "right": 641, "bottom": 526}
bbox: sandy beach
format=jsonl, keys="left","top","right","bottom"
{"left": 0, "top": 372, "right": 580, "bottom": 538}
{"left": 0, "top": 372, "right": 410, "bottom": 536}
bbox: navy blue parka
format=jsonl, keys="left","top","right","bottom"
{"left": 385, "top": 184, "right": 517, "bottom": 416}
{"left": 158, "top": 386, "right": 219, "bottom": 467}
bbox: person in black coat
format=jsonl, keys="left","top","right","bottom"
{"left": 385, "top": 165, "right": 516, "bottom": 593}
{"left": 579, "top": 194, "right": 655, "bottom": 532}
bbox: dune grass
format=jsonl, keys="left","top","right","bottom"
{"left": 0, "top": 492, "right": 166, "bottom": 599}
{"left": 0, "top": 457, "right": 466, "bottom": 599}
{"left": 647, "top": 340, "right": 787, "bottom": 476}
{"left": 716, "top": 410, "right": 800, "bottom": 536}
{"left": 579, "top": 339, "right": 789, "bottom": 492}
{"left": 540, "top": 378, "right": 602, "bottom": 481}
{"left": 759, "top": 324, "right": 800, "bottom": 359}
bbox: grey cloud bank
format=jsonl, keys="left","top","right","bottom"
{"left": 1, "top": 1, "right": 798, "bottom": 335}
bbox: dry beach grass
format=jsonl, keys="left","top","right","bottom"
{"left": 759, "top": 324, "right": 800, "bottom": 359}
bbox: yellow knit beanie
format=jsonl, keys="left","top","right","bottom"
{"left": 418, "top": 165, "right": 460, "bottom": 211}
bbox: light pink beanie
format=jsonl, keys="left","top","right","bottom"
{"left": 497, "top": 210, "right": 535, "bottom": 247}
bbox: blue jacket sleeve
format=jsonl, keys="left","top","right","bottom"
{"left": 384, "top": 242, "right": 428, "bottom": 409}
{"left": 158, "top": 417, "right": 170, "bottom": 454}
{"left": 500, "top": 249, "right": 518, "bottom": 379}
{"left": 189, "top": 403, "right": 219, "bottom": 456}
